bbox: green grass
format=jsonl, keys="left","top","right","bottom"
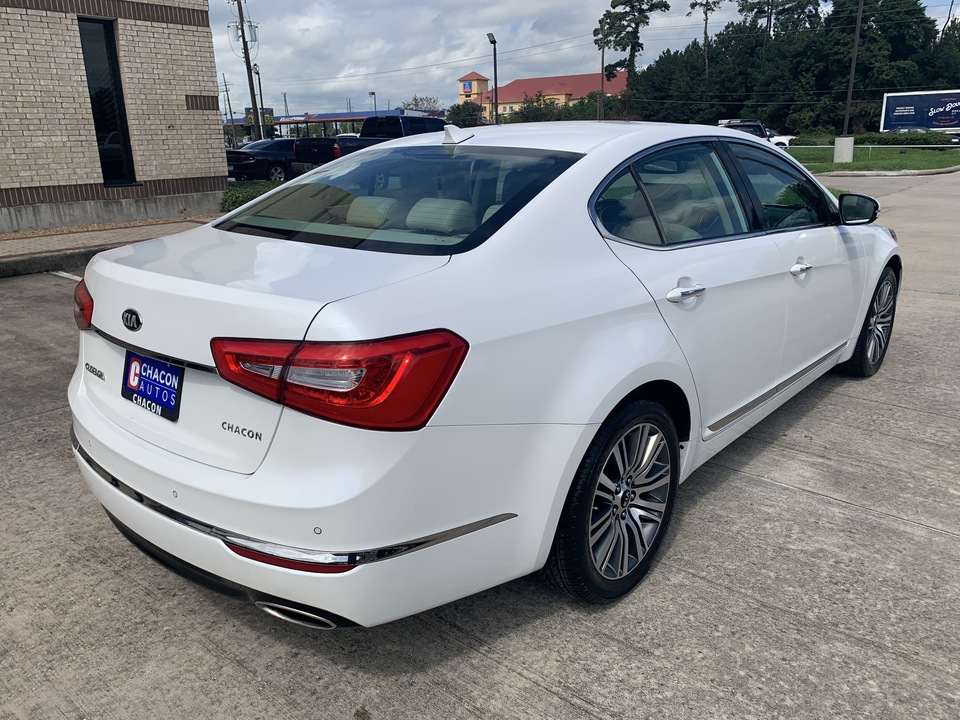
{"left": 221, "top": 180, "right": 282, "bottom": 212}
{"left": 788, "top": 145, "right": 960, "bottom": 173}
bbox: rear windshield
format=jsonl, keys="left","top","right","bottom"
{"left": 216, "top": 145, "right": 582, "bottom": 255}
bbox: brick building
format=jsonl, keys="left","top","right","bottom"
{"left": 0, "top": 0, "right": 227, "bottom": 232}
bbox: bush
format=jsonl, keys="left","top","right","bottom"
{"left": 791, "top": 134, "right": 834, "bottom": 146}
{"left": 787, "top": 131, "right": 956, "bottom": 147}
{"left": 856, "top": 131, "right": 954, "bottom": 146}
{"left": 220, "top": 180, "right": 281, "bottom": 212}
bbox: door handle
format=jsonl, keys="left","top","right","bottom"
{"left": 790, "top": 262, "right": 813, "bottom": 276}
{"left": 666, "top": 284, "right": 706, "bottom": 303}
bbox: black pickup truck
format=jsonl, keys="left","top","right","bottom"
{"left": 335, "top": 115, "right": 447, "bottom": 155}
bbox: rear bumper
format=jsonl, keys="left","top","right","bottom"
{"left": 103, "top": 508, "right": 360, "bottom": 628}
{"left": 68, "top": 371, "right": 596, "bottom": 627}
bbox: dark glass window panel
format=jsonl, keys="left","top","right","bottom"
{"left": 79, "top": 19, "right": 136, "bottom": 186}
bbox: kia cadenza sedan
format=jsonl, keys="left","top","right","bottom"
{"left": 69, "top": 122, "right": 901, "bottom": 629}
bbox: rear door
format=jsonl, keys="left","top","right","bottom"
{"left": 596, "top": 141, "right": 788, "bottom": 438}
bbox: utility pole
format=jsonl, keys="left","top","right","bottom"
{"left": 233, "top": 0, "right": 262, "bottom": 140}
{"left": 598, "top": 22, "right": 606, "bottom": 121}
{"left": 942, "top": 0, "right": 955, "bottom": 41}
{"left": 283, "top": 92, "right": 289, "bottom": 116}
{"left": 842, "top": 0, "right": 865, "bottom": 136}
{"left": 223, "top": 73, "right": 238, "bottom": 147}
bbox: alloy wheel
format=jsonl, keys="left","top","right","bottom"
{"left": 589, "top": 421, "right": 672, "bottom": 580}
{"left": 866, "top": 275, "right": 896, "bottom": 365}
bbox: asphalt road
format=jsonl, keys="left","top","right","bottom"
{"left": 1, "top": 173, "right": 958, "bottom": 719}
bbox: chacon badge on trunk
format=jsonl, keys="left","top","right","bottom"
{"left": 122, "top": 309, "right": 142, "bottom": 332}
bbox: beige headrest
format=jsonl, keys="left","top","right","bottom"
{"left": 405, "top": 199, "right": 476, "bottom": 235}
{"left": 347, "top": 196, "right": 400, "bottom": 228}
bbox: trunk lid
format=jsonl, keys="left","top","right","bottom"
{"left": 79, "top": 224, "right": 448, "bottom": 473}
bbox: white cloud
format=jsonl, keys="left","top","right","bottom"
{"left": 208, "top": 0, "right": 943, "bottom": 117}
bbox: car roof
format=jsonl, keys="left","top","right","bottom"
{"left": 394, "top": 121, "right": 763, "bottom": 155}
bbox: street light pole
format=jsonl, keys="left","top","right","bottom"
{"left": 487, "top": 33, "right": 498, "bottom": 125}
{"left": 369, "top": 91, "right": 377, "bottom": 116}
{"left": 253, "top": 63, "right": 265, "bottom": 136}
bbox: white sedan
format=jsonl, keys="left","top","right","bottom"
{"left": 69, "top": 122, "right": 901, "bottom": 629}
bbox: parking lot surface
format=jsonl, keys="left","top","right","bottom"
{"left": 1, "top": 173, "right": 957, "bottom": 719}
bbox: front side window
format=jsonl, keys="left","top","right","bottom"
{"left": 729, "top": 144, "right": 832, "bottom": 231}
{"left": 594, "top": 143, "right": 749, "bottom": 246}
{"left": 217, "top": 145, "right": 581, "bottom": 255}
{"left": 78, "top": 18, "right": 135, "bottom": 186}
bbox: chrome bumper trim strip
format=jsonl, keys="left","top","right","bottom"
{"left": 70, "top": 427, "right": 515, "bottom": 568}
{"left": 93, "top": 326, "right": 216, "bottom": 373}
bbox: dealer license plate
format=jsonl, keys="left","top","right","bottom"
{"left": 120, "top": 350, "right": 184, "bottom": 422}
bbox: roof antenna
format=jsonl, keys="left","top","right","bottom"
{"left": 442, "top": 125, "right": 474, "bottom": 145}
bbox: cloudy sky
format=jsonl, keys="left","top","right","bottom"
{"left": 208, "top": 0, "right": 956, "bottom": 118}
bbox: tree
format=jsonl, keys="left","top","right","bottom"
{"left": 400, "top": 95, "right": 442, "bottom": 112}
{"left": 736, "top": 0, "right": 779, "bottom": 32}
{"left": 594, "top": 0, "right": 672, "bottom": 94}
{"left": 505, "top": 92, "right": 562, "bottom": 123}
{"left": 687, "top": 0, "right": 727, "bottom": 76}
{"left": 445, "top": 102, "right": 485, "bottom": 127}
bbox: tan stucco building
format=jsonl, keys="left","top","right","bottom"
{"left": 458, "top": 71, "right": 627, "bottom": 121}
{"left": 0, "top": 0, "right": 227, "bottom": 232}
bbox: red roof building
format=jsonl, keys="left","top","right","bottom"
{"left": 457, "top": 71, "right": 626, "bottom": 120}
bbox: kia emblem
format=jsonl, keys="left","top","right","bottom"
{"left": 122, "top": 309, "right": 142, "bottom": 332}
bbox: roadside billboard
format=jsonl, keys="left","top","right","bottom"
{"left": 880, "top": 90, "right": 960, "bottom": 133}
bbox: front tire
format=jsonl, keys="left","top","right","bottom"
{"left": 546, "top": 399, "right": 679, "bottom": 602}
{"left": 841, "top": 266, "right": 898, "bottom": 377}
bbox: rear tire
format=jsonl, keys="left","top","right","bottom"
{"left": 546, "top": 399, "right": 678, "bottom": 603}
{"left": 266, "top": 164, "right": 286, "bottom": 182}
{"left": 841, "top": 266, "right": 898, "bottom": 377}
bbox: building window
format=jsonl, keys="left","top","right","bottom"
{"left": 78, "top": 18, "right": 136, "bottom": 186}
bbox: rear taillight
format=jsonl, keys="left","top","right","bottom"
{"left": 333, "top": 143, "right": 341, "bottom": 159}
{"left": 210, "top": 330, "right": 468, "bottom": 430}
{"left": 73, "top": 280, "right": 93, "bottom": 330}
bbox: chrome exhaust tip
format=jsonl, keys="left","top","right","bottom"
{"left": 254, "top": 601, "right": 341, "bottom": 630}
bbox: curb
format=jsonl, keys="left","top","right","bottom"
{"left": 0, "top": 243, "right": 126, "bottom": 279}
{"left": 817, "top": 164, "right": 960, "bottom": 177}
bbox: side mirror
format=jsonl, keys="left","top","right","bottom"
{"left": 838, "top": 193, "right": 880, "bottom": 225}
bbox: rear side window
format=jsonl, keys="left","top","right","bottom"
{"left": 729, "top": 143, "right": 832, "bottom": 230}
{"left": 595, "top": 143, "right": 749, "bottom": 245}
{"left": 363, "top": 117, "right": 402, "bottom": 138}
{"left": 217, "top": 145, "right": 581, "bottom": 255}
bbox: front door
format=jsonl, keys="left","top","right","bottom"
{"left": 726, "top": 142, "right": 865, "bottom": 381}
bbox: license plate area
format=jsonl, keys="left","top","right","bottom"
{"left": 120, "top": 350, "right": 183, "bottom": 422}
